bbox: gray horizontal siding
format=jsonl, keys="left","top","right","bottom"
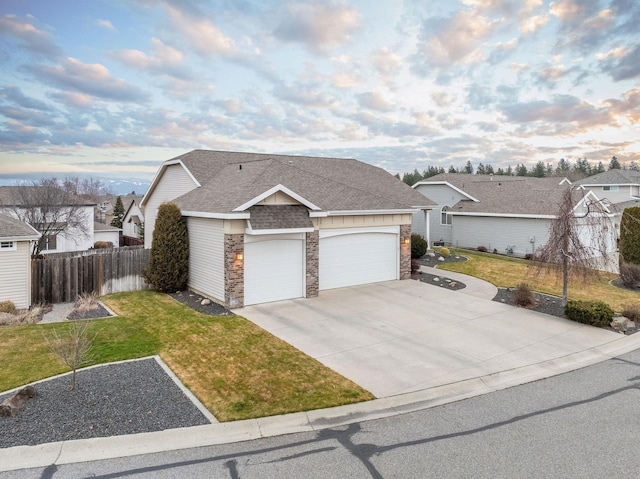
{"left": 187, "top": 217, "right": 224, "bottom": 302}
{"left": 452, "top": 216, "right": 552, "bottom": 257}
{"left": 0, "top": 241, "right": 30, "bottom": 309}
{"left": 412, "top": 183, "right": 468, "bottom": 244}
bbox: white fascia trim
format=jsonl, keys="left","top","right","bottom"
{"left": 182, "top": 211, "right": 250, "bottom": 219}
{"left": 575, "top": 190, "right": 612, "bottom": 214}
{"left": 245, "top": 227, "right": 314, "bottom": 235}
{"left": 233, "top": 184, "right": 321, "bottom": 212}
{"left": 0, "top": 235, "right": 40, "bottom": 242}
{"left": 452, "top": 212, "right": 556, "bottom": 219}
{"left": 325, "top": 209, "right": 418, "bottom": 216}
{"left": 309, "top": 211, "right": 329, "bottom": 217}
{"left": 141, "top": 159, "right": 201, "bottom": 207}
{"left": 413, "top": 181, "right": 479, "bottom": 202}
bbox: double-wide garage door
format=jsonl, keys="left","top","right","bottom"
{"left": 319, "top": 227, "right": 399, "bottom": 291}
{"left": 243, "top": 227, "right": 400, "bottom": 305}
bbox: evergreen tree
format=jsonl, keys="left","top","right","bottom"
{"left": 619, "top": 207, "right": 640, "bottom": 264}
{"left": 495, "top": 167, "right": 505, "bottom": 175}
{"left": 485, "top": 164, "right": 495, "bottom": 175}
{"left": 111, "top": 196, "right": 125, "bottom": 228}
{"left": 530, "top": 161, "right": 546, "bottom": 178}
{"left": 608, "top": 156, "right": 621, "bottom": 170}
{"left": 506, "top": 165, "right": 513, "bottom": 176}
{"left": 476, "top": 162, "right": 486, "bottom": 175}
{"left": 594, "top": 162, "right": 606, "bottom": 174}
{"left": 448, "top": 165, "right": 458, "bottom": 173}
{"left": 143, "top": 202, "right": 189, "bottom": 293}
{"left": 463, "top": 160, "right": 474, "bottom": 174}
{"left": 555, "top": 158, "right": 571, "bottom": 175}
{"left": 515, "top": 164, "right": 528, "bottom": 176}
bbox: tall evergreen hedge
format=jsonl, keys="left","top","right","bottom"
{"left": 143, "top": 202, "right": 189, "bottom": 292}
{"left": 620, "top": 207, "right": 640, "bottom": 264}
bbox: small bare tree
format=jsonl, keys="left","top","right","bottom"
{"left": 532, "top": 187, "right": 615, "bottom": 306}
{"left": 6, "top": 178, "right": 92, "bottom": 256}
{"left": 46, "top": 321, "right": 95, "bottom": 391}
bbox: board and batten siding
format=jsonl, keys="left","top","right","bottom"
{"left": 412, "top": 183, "right": 468, "bottom": 243}
{"left": 0, "top": 241, "right": 31, "bottom": 309}
{"left": 187, "top": 217, "right": 225, "bottom": 302}
{"left": 452, "top": 216, "right": 552, "bottom": 257}
{"left": 144, "top": 164, "right": 199, "bottom": 249}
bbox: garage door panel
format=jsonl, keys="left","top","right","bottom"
{"left": 244, "top": 237, "right": 304, "bottom": 306}
{"left": 320, "top": 232, "right": 398, "bottom": 290}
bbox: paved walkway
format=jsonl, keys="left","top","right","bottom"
{"left": 2, "top": 269, "right": 640, "bottom": 472}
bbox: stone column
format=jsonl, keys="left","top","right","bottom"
{"left": 306, "top": 230, "right": 319, "bottom": 297}
{"left": 224, "top": 233, "right": 244, "bottom": 308}
{"left": 400, "top": 224, "right": 411, "bottom": 280}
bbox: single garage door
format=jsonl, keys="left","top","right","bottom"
{"left": 319, "top": 227, "right": 399, "bottom": 290}
{"left": 244, "top": 234, "right": 305, "bottom": 306}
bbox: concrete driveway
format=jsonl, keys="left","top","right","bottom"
{"left": 240, "top": 280, "right": 622, "bottom": 398}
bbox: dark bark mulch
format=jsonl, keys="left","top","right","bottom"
{"left": 169, "top": 291, "right": 233, "bottom": 316}
{"left": 493, "top": 288, "right": 565, "bottom": 318}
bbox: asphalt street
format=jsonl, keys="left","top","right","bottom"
{"left": 8, "top": 348, "right": 640, "bottom": 479}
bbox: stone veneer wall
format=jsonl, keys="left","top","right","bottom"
{"left": 224, "top": 233, "right": 244, "bottom": 308}
{"left": 400, "top": 224, "right": 411, "bottom": 280}
{"left": 306, "top": 230, "right": 319, "bottom": 297}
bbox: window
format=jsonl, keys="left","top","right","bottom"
{"left": 603, "top": 185, "right": 619, "bottom": 191}
{"left": 441, "top": 206, "right": 452, "bottom": 225}
{"left": 39, "top": 234, "right": 58, "bottom": 251}
{"left": 0, "top": 241, "right": 15, "bottom": 251}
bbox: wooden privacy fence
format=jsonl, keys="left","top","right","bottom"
{"left": 32, "top": 246, "right": 151, "bottom": 304}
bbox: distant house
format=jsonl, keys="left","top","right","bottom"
{"left": 0, "top": 214, "right": 40, "bottom": 309}
{"left": 574, "top": 169, "right": 640, "bottom": 211}
{"left": 122, "top": 198, "right": 144, "bottom": 242}
{"left": 0, "top": 186, "right": 95, "bottom": 254}
{"left": 93, "top": 222, "right": 120, "bottom": 247}
{"left": 412, "top": 174, "right": 616, "bottom": 260}
{"left": 141, "top": 149, "right": 433, "bottom": 308}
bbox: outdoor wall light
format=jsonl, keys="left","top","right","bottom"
{"left": 403, "top": 238, "right": 410, "bottom": 245}
{"left": 236, "top": 252, "right": 244, "bottom": 261}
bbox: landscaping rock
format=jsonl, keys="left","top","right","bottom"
{"left": 201, "top": 298, "right": 211, "bottom": 306}
{"left": 611, "top": 316, "right": 635, "bottom": 333}
{"left": 0, "top": 386, "right": 36, "bottom": 417}
{"left": 433, "top": 277, "right": 440, "bottom": 282}
{"left": 438, "top": 256, "right": 445, "bottom": 262}
{"left": 428, "top": 252, "right": 435, "bottom": 257}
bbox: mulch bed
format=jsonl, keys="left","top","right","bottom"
{"left": 67, "top": 303, "right": 112, "bottom": 320}
{"left": 411, "top": 271, "right": 466, "bottom": 290}
{"left": 169, "top": 291, "right": 233, "bottom": 316}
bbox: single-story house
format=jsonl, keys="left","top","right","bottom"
{"left": 412, "top": 174, "right": 616, "bottom": 259}
{"left": 141, "top": 149, "right": 434, "bottom": 308}
{"left": 0, "top": 214, "right": 40, "bottom": 309}
{"left": 93, "top": 222, "right": 120, "bottom": 247}
{"left": 122, "top": 198, "right": 144, "bottom": 241}
{"left": 574, "top": 169, "right": 640, "bottom": 206}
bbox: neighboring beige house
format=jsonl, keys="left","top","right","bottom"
{"left": 141, "top": 149, "right": 434, "bottom": 308}
{"left": 0, "top": 214, "right": 40, "bottom": 309}
{"left": 412, "top": 174, "right": 616, "bottom": 261}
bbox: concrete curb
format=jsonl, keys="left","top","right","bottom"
{"left": 2, "top": 332, "right": 639, "bottom": 472}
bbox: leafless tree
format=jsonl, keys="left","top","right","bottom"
{"left": 532, "top": 187, "right": 616, "bottom": 306}
{"left": 46, "top": 321, "right": 95, "bottom": 391}
{"left": 7, "top": 178, "right": 93, "bottom": 256}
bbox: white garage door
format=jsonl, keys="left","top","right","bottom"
{"left": 244, "top": 234, "right": 305, "bottom": 306}
{"left": 319, "top": 227, "right": 399, "bottom": 291}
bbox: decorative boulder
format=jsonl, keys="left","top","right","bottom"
{"left": 0, "top": 386, "right": 36, "bottom": 417}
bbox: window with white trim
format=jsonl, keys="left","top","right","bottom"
{"left": 603, "top": 185, "right": 619, "bottom": 191}
{"left": 440, "top": 206, "right": 452, "bottom": 225}
{"left": 0, "top": 241, "right": 16, "bottom": 251}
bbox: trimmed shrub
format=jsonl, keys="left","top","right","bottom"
{"left": 477, "top": 246, "right": 488, "bottom": 252}
{"left": 619, "top": 261, "right": 640, "bottom": 289}
{"left": 0, "top": 301, "right": 16, "bottom": 314}
{"left": 619, "top": 207, "right": 640, "bottom": 265}
{"left": 411, "top": 234, "right": 427, "bottom": 259}
{"left": 143, "top": 202, "right": 189, "bottom": 293}
{"left": 439, "top": 247, "right": 450, "bottom": 258}
{"left": 564, "top": 300, "right": 614, "bottom": 327}
{"left": 513, "top": 283, "right": 535, "bottom": 307}
{"left": 621, "top": 303, "right": 640, "bottom": 323}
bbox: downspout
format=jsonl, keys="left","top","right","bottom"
{"left": 424, "top": 209, "right": 431, "bottom": 248}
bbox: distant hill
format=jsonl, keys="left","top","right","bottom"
{"left": 0, "top": 174, "right": 151, "bottom": 196}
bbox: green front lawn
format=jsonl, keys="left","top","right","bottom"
{"left": 438, "top": 249, "right": 639, "bottom": 311}
{"left": 0, "top": 291, "right": 373, "bottom": 421}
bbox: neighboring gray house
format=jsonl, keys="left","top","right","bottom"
{"left": 122, "top": 198, "right": 144, "bottom": 240}
{"left": 575, "top": 169, "right": 640, "bottom": 212}
{"left": 141, "top": 149, "right": 434, "bottom": 308}
{"left": 0, "top": 214, "right": 40, "bottom": 309}
{"left": 412, "top": 174, "right": 615, "bottom": 259}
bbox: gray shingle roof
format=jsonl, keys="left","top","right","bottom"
{"left": 165, "top": 150, "right": 434, "bottom": 214}
{"left": 418, "top": 174, "right": 576, "bottom": 216}
{"left": 575, "top": 169, "right": 640, "bottom": 185}
{"left": 248, "top": 205, "right": 314, "bottom": 230}
{"left": 0, "top": 214, "right": 40, "bottom": 239}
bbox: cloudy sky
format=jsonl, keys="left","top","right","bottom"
{"left": 0, "top": 0, "right": 638, "bottom": 181}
